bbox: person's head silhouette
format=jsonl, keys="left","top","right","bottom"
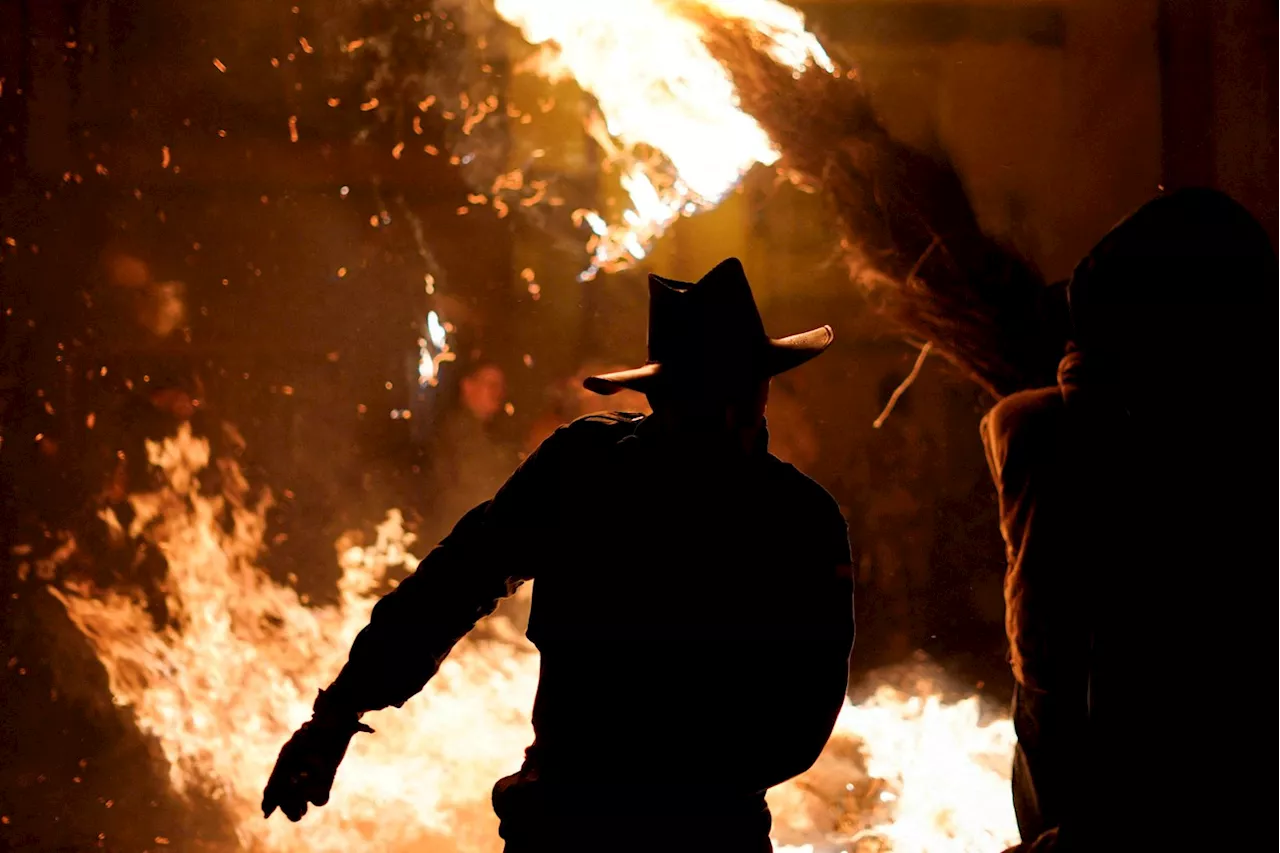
{"left": 1067, "top": 188, "right": 1275, "bottom": 399}
{"left": 584, "top": 258, "right": 833, "bottom": 453}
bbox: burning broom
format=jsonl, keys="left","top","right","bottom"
{"left": 696, "top": 11, "right": 1070, "bottom": 401}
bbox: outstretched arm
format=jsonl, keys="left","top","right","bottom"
{"left": 323, "top": 421, "right": 576, "bottom": 715}
{"left": 263, "top": 424, "right": 574, "bottom": 820}
{"left": 320, "top": 499, "right": 534, "bottom": 717}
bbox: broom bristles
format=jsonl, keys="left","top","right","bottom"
{"left": 699, "top": 17, "right": 1068, "bottom": 399}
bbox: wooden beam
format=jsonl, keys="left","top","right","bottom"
{"left": 798, "top": 2, "right": 1066, "bottom": 48}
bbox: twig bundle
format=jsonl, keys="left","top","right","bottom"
{"left": 698, "top": 16, "right": 1069, "bottom": 399}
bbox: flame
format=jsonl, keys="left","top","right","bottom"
{"left": 806, "top": 689, "right": 1020, "bottom": 851}
{"left": 52, "top": 427, "right": 1018, "bottom": 851}
{"left": 494, "top": 0, "right": 834, "bottom": 280}
{"left": 418, "top": 309, "right": 456, "bottom": 387}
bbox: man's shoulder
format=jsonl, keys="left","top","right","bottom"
{"left": 561, "top": 411, "right": 645, "bottom": 440}
{"left": 569, "top": 411, "right": 646, "bottom": 429}
{"left": 536, "top": 411, "right": 643, "bottom": 454}
{"left": 765, "top": 455, "right": 845, "bottom": 529}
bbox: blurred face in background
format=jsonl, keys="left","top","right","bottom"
{"left": 460, "top": 364, "right": 506, "bottom": 423}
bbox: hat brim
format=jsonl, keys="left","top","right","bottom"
{"left": 583, "top": 325, "right": 834, "bottom": 396}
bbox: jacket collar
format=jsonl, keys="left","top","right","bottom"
{"left": 628, "top": 413, "right": 770, "bottom": 459}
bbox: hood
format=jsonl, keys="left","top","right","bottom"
{"left": 1065, "top": 188, "right": 1275, "bottom": 385}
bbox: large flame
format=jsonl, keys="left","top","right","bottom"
{"left": 52, "top": 427, "right": 1018, "bottom": 852}
{"left": 493, "top": 0, "right": 834, "bottom": 280}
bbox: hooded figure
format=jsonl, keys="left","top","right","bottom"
{"left": 263, "top": 258, "right": 855, "bottom": 852}
{"left": 981, "top": 189, "right": 1276, "bottom": 852}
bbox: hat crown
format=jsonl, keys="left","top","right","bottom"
{"left": 580, "top": 257, "right": 832, "bottom": 397}
{"left": 645, "top": 258, "right": 767, "bottom": 371}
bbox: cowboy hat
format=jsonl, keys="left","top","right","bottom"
{"left": 584, "top": 258, "right": 833, "bottom": 395}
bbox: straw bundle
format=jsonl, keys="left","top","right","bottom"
{"left": 699, "top": 16, "right": 1069, "bottom": 399}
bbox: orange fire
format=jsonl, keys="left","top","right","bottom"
{"left": 53, "top": 427, "right": 1018, "bottom": 852}
{"left": 493, "top": 0, "right": 835, "bottom": 280}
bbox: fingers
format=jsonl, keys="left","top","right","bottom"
{"left": 262, "top": 779, "right": 281, "bottom": 819}
{"left": 264, "top": 769, "right": 333, "bottom": 822}
{"left": 263, "top": 724, "right": 352, "bottom": 823}
{"left": 311, "top": 760, "right": 339, "bottom": 808}
{"left": 262, "top": 770, "right": 300, "bottom": 822}
{"left": 263, "top": 784, "right": 311, "bottom": 822}
{"left": 282, "top": 798, "right": 309, "bottom": 822}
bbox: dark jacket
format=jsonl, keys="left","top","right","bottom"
{"left": 982, "top": 190, "right": 1275, "bottom": 853}
{"left": 323, "top": 412, "right": 855, "bottom": 845}
{"left": 983, "top": 347, "right": 1271, "bottom": 852}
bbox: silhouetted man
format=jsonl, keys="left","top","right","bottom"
{"left": 263, "top": 258, "right": 855, "bottom": 852}
{"left": 982, "top": 189, "right": 1275, "bottom": 852}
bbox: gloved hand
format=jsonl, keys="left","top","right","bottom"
{"left": 262, "top": 692, "right": 373, "bottom": 822}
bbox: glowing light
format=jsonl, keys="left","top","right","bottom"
{"left": 426, "top": 310, "right": 448, "bottom": 351}
{"left": 419, "top": 310, "right": 453, "bottom": 387}
{"left": 492, "top": 0, "right": 834, "bottom": 280}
